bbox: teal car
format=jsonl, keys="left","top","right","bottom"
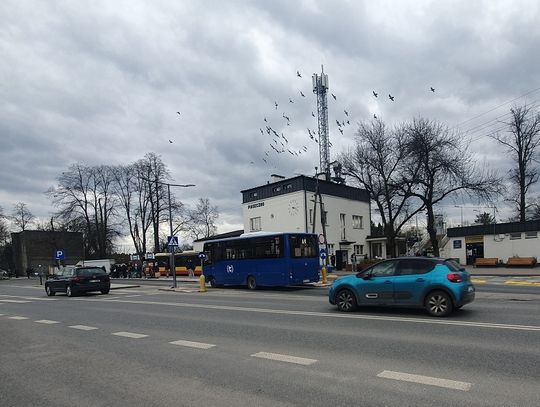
{"left": 329, "top": 258, "right": 475, "bottom": 317}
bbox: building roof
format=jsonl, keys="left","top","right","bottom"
{"left": 241, "top": 175, "right": 369, "bottom": 204}
{"left": 447, "top": 219, "right": 540, "bottom": 237}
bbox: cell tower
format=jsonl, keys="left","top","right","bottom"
{"left": 312, "top": 66, "right": 330, "bottom": 180}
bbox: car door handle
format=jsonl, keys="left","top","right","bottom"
{"left": 416, "top": 278, "right": 425, "bottom": 282}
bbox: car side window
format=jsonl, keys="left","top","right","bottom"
{"left": 369, "top": 261, "right": 397, "bottom": 277}
{"left": 398, "top": 259, "right": 435, "bottom": 276}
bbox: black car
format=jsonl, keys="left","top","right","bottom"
{"left": 45, "top": 267, "right": 110, "bottom": 297}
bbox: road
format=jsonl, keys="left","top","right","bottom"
{"left": 1, "top": 278, "right": 539, "bottom": 406}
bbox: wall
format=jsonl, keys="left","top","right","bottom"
{"left": 440, "top": 238, "right": 466, "bottom": 264}
{"left": 484, "top": 233, "right": 540, "bottom": 262}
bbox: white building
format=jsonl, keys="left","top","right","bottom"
{"left": 440, "top": 220, "right": 540, "bottom": 265}
{"left": 241, "top": 174, "right": 371, "bottom": 270}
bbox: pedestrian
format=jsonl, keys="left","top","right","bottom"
{"left": 26, "top": 266, "right": 33, "bottom": 279}
{"left": 152, "top": 262, "right": 159, "bottom": 278}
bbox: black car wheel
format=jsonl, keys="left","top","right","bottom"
{"left": 247, "top": 275, "right": 257, "bottom": 290}
{"left": 66, "top": 285, "right": 74, "bottom": 297}
{"left": 336, "top": 289, "right": 357, "bottom": 312}
{"left": 45, "top": 285, "right": 55, "bottom": 296}
{"left": 101, "top": 289, "right": 110, "bottom": 295}
{"left": 425, "top": 291, "right": 453, "bottom": 317}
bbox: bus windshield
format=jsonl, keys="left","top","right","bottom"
{"left": 289, "top": 234, "right": 318, "bottom": 258}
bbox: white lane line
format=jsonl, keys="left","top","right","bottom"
{"left": 0, "top": 299, "right": 32, "bottom": 303}
{"left": 169, "top": 340, "right": 215, "bottom": 349}
{"left": 122, "top": 295, "right": 142, "bottom": 298}
{"left": 73, "top": 298, "right": 540, "bottom": 333}
{"left": 377, "top": 370, "right": 472, "bottom": 391}
{"left": 0, "top": 295, "right": 56, "bottom": 301}
{"left": 69, "top": 325, "right": 98, "bottom": 331}
{"left": 112, "top": 331, "right": 148, "bottom": 339}
{"left": 35, "top": 320, "right": 60, "bottom": 324}
{"left": 8, "top": 316, "right": 29, "bottom": 320}
{"left": 251, "top": 351, "right": 317, "bottom": 366}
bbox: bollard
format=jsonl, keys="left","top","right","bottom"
{"left": 321, "top": 266, "right": 328, "bottom": 285}
{"left": 199, "top": 274, "right": 206, "bottom": 293}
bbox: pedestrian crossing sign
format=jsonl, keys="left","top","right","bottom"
{"left": 167, "top": 236, "right": 179, "bottom": 247}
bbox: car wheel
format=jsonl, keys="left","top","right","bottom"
{"left": 45, "top": 285, "right": 55, "bottom": 296}
{"left": 336, "top": 289, "right": 357, "bottom": 312}
{"left": 66, "top": 285, "right": 74, "bottom": 297}
{"left": 425, "top": 291, "right": 453, "bottom": 317}
{"left": 101, "top": 289, "right": 110, "bottom": 295}
{"left": 247, "top": 275, "right": 257, "bottom": 290}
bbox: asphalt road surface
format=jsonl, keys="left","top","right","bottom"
{"left": 1, "top": 278, "right": 539, "bottom": 407}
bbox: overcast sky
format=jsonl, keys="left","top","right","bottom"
{"left": 2, "top": 0, "right": 540, "bottom": 242}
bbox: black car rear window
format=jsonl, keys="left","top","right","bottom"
{"left": 77, "top": 268, "right": 107, "bottom": 277}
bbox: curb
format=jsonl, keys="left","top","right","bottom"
{"left": 110, "top": 285, "right": 140, "bottom": 290}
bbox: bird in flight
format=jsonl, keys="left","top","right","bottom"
{"left": 260, "top": 128, "right": 264, "bottom": 135}
{"left": 346, "top": 120, "right": 350, "bottom": 125}
{"left": 264, "top": 117, "right": 267, "bottom": 122}
{"left": 339, "top": 128, "right": 344, "bottom": 135}
{"left": 300, "top": 91, "right": 305, "bottom": 97}
{"left": 331, "top": 93, "right": 337, "bottom": 100}
{"left": 430, "top": 87, "right": 435, "bottom": 92}
{"left": 388, "top": 94, "right": 395, "bottom": 101}
{"left": 336, "top": 120, "right": 341, "bottom": 127}
{"left": 297, "top": 70, "right": 302, "bottom": 78}
{"left": 274, "top": 101, "right": 278, "bottom": 109}
{"left": 169, "top": 140, "right": 173, "bottom": 143}
{"left": 373, "top": 114, "right": 377, "bottom": 119}
{"left": 289, "top": 98, "right": 294, "bottom": 103}
{"left": 176, "top": 111, "right": 181, "bottom": 115}
{"left": 311, "top": 111, "right": 315, "bottom": 117}
{"left": 344, "top": 110, "right": 348, "bottom": 116}
{"left": 372, "top": 91, "right": 378, "bottom": 98}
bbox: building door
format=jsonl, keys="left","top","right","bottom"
{"left": 335, "top": 250, "right": 348, "bottom": 271}
{"left": 465, "top": 235, "right": 484, "bottom": 265}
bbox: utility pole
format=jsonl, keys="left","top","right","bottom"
{"left": 312, "top": 66, "right": 330, "bottom": 180}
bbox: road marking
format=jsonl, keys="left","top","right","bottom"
{"left": 35, "top": 319, "right": 60, "bottom": 324}
{"left": 8, "top": 316, "right": 29, "bottom": 320}
{"left": 69, "top": 325, "right": 98, "bottom": 331}
{"left": 169, "top": 339, "right": 215, "bottom": 349}
{"left": 471, "top": 279, "right": 487, "bottom": 284}
{"left": 122, "top": 295, "right": 142, "bottom": 298}
{"left": 112, "top": 331, "right": 148, "bottom": 339}
{"left": 0, "top": 295, "right": 55, "bottom": 301}
{"left": 377, "top": 370, "right": 472, "bottom": 391}
{"left": 251, "top": 351, "right": 317, "bottom": 366}
{"left": 75, "top": 298, "right": 540, "bottom": 332}
{"left": 0, "top": 299, "right": 32, "bottom": 303}
{"left": 505, "top": 280, "right": 540, "bottom": 287}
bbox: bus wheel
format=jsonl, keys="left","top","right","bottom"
{"left": 247, "top": 275, "right": 257, "bottom": 290}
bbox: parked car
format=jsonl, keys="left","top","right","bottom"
{"left": 328, "top": 257, "right": 475, "bottom": 317}
{"left": 45, "top": 266, "right": 110, "bottom": 297}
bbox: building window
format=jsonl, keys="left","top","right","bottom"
{"left": 309, "top": 209, "right": 313, "bottom": 225}
{"left": 249, "top": 192, "right": 258, "bottom": 198}
{"left": 250, "top": 217, "right": 261, "bottom": 232}
{"left": 525, "top": 231, "right": 538, "bottom": 239}
{"left": 354, "top": 244, "right": 364, "bottom": 255}
{"left": 327, "top": 244, "right": 335, "bottom": 255}
{"left": 340, "top": 213, "right": 346, "bottom": 240}
{"left": 509, "top": 232, "right": 521, "bottom": 240}
{"left": 272, "top": 186, "right": 282, "bottom": 193}
{"left": 352, "top": 215, "right": 363, "bottom": 229}
{"left": 284, "top": 183, "right": 292, "bottom": 190}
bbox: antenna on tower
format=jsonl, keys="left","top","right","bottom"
{"left": 312, "top": 65, "right": 330, "bottom": 181}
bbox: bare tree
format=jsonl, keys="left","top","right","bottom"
{"left": 341, "top": 119, "right": 423, "bottom": 257}
{"left": 48, "top": 163, "right": 118, "bottom": 258}
{"left": 185, "top": 198, "right": 219, "bottom": 241}
{"left": 0, "top": 205, "right": 10, "bottom": 244}
{"left": 402, "top": 118, "right": 502, "bottom": 256}
{"left": 491, "top": 105, "right": 540, "bottom": 222}
{"left": 11, "top": 202, "right": 35, "bottom": 231}
{"left": 403, "top": 118, "right": 501, "bottom": 256}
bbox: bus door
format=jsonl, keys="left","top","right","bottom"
{"left": 288, "top": 235, "right": 319, "bottom": 284}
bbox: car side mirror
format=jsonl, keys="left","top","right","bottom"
{"left": 362, "top": 273, "right": 371, "bottom": 280}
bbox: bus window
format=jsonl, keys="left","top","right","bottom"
{"left": 289, "top": 234, "right": 318, "bottom": 258}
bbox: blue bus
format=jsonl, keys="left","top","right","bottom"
{"left": 202, "top": 232, "right": 320, "bottom": 289}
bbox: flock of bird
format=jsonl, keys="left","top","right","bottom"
{"left": 171, "top": 72, "right": 436, "bottom": 170}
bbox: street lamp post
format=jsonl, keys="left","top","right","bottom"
{"left": 166, "top": 182, "right": 195, "bottom": 289}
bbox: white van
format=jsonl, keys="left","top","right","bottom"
{"left": 75, "top": 259, "right": 115, "bottom": 274}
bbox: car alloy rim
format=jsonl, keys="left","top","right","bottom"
{"left": 429, "top": 295, "right": 447, "bottom": 314}
{"left": 67, "top": 287, "right": 71, "bottom": 296}
{"left": 338, "top": 292, "right": 352, "bottom": 310}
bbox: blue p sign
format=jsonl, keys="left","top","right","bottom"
{"left": 55, "top": 250, "right": 65, "bottom": 260}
